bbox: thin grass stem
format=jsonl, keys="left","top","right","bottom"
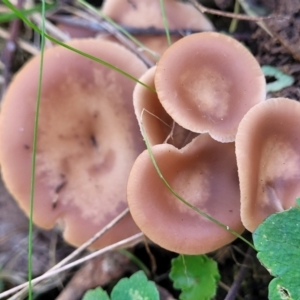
{"left": 159, "top": 0, "right": 171, "bottom": 46}
{"left": 229, "top": 0, "right": 240, "bottom": 33}
{"left": 0, "top": 233, "right": 143, "bottom": 299}
{"left": 140, "top": 119, "right": 255, "bottom": 250}
{"left": 10, "top": 208, "right": 131, "bottom": 299}
{"left": 27, "top": 1, "right": 45, "bottom": 299}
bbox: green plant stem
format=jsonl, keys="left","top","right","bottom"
{"left": 27, "top": 1, "right": 46, "bottom": 299}
{"left": 2, "top": 0, "right": 155, "bottom": 93}
{"left": 229, "top": 0, "right": 240, "bottom": 33}
{"left": 159, "top": 0, "right": 171, "bottom": 46}
{"left": 118, "top": 249, "right": 151, "bottom": 277}
{"left": 0, "top": 3, "right": 54, "bottom": 23}
{"left": 141, "top": 124, "right": 255, "bottom": 250}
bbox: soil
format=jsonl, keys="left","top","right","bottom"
{"left": 1, "top": 0, "right": 300, "bottom": 299}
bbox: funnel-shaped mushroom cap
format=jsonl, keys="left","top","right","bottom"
{"left": 102, "top": 0, "right": 214, "bottom": 58}
{"left": 236, "top": 97, "right": 300, "bottom": 232}
{"left": 0, "top": 39, "right": 147, "bottom": 248}
{"left": 133, "top": 66, "right": 197, "bottom": 148}
{"left": 127, "top": 134, "right": 244, "bottom": 254}
{"left": 155, "top": 32, "right": 266, "bottom": 142}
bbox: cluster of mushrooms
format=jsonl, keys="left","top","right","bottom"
{"left": 1, "top": 0, "right": 300, "bottom": 255}
{"left": 128, "top": 31, "right": 300, "bottom": 254}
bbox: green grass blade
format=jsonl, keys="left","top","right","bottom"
{"left": 2, "top": 0, "right": 155, "bottom": 93}
{"left": 118, "top": 249, "right": 151, "bottom": 277}
{"left": 27, "top": 1, "right": 46, "bottom": 299}
{"left": 141, "top": 124, "right": 255, "bottom": 250}
{"left": 229, "top": 0, "right": 240, "bottom": 33}
{"left": 159, "top": 0, "right": 171, "bottom": 46}
{"left": 0, "top": 3, "right": 55, "bottom": 23}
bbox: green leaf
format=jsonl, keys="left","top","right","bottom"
{"left": 253, "top": 207, "right": 300, "bottom": 300}
{"left": 169, "top": 255, "right": 220, "bottom": 300}
{"left": 82, "top": 287, "right": 110, "bottom": 300}
{"left": 262, "top": 65, "right": 294, "bottom": 93}
{"left": 0, "top": 3, "right": 55, "bottom": 23}
{"left": 111, "top": 271, "right": 159, "bottom": 300}
{"left": 82, "top": 271, "right": 159, "bottom": 300}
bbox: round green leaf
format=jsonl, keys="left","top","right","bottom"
{"left": 253, "top": 207, "right": 300, "bottom": 300}
{"left": 262, "top": 65, "right": 294, "bottom": 93}
{"left": 82, "top": 287, "right": 110, "bottom": 300}
{"left": 169, "top": 255, "right": 220, "bottom": 300}
{"left": 111, "top": 271, "right": 159, "bottom": 300}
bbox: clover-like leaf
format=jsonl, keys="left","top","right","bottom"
{"left": 169, "top": 255, "right": 220, "bottom": 300}
{"left": 262, "top": 65, "right": 294, "bottom": 93}
{"left": 110, "top": 270, "right": 159, "bottom": 300}
{"left": 253, "top": 207, "right": 300, "bottom": 300}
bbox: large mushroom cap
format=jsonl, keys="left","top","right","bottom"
{"left": 102, "top": 0, "right": 214, "bottom": 30}
{"left": 155, "top": 32, "right": 266, "bottom": 142}
{"left": 127, "top": 134, "right": 244, "bottom": 254}
{"left": 236, "top": 97, "right": 300, "bottom": 232}
{"left": 102, "top": 0, "right": 214, "bottom": 59}
{"left": 0, "top": 39, "right": 147, "bottom": 248}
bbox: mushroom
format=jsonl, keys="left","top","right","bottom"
{"left": 236, "top": 97, "right": 300, "bottom": 232}
{"left": 101, "top": 0, "right": 214, "bottom": 60}
{"left": 133, "top": 66, "right": 197, "bottom": 148}
{"left": 0, "top": 38, "right": 147, "bottom": 249}
{"left": 155, "top": 32, "right": 266, "bottom": 142}
{"left": 127, "top": 134, "right": 244, "bottom": 254}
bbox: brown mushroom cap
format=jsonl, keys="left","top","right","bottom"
{"left": 102, "top": 0, "right": 214, "bottom": 58}
{"left": 127, "top": 134, "right": 244, "bottom": 254}
{"left": 236, "top": 97, "right": 300, "bottom": 232}
{"left": 0, "top": 39, "right": 147, "bottom": 248}
{"left": 133, "top": 66, "right": 197, "bottom": 148}
{"left": 155, "top": 32, "right": 266, "bottom": 142}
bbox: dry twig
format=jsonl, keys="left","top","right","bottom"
{"left": 7, "top": 208, "right": 141, "bottom": 300}
{"left": 188, "top": 0, "right": 267, "bottom": 22}
{"left": 0, "top": 28, "right": 39, "bottom": 55}
{"left": 0, "top": 232, "right": 143, "bottom": 299}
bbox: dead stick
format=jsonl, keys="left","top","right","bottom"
{"left": 224, "top": 247, "right": 254, "bottom": 300}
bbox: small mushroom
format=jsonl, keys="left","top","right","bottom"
{"left": 127, "top": 134, "right": 244, "bottom": 254}
{"left": 236, "top": 97, "right": 300, "bottom": 232}
{"left": 155, "top": 32, "right": 266, "bottom": 142}
{"left": 101, "top": 0, "right": 214, "bottom": 59}
{"left": 133, "top": 66, "right": 197, "bottom": 148}
{"left": 0, "top": 39, "right": 147, "bottom": 248}
{"left": 133, "top": 66, "right": 172, "bottom": 146}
